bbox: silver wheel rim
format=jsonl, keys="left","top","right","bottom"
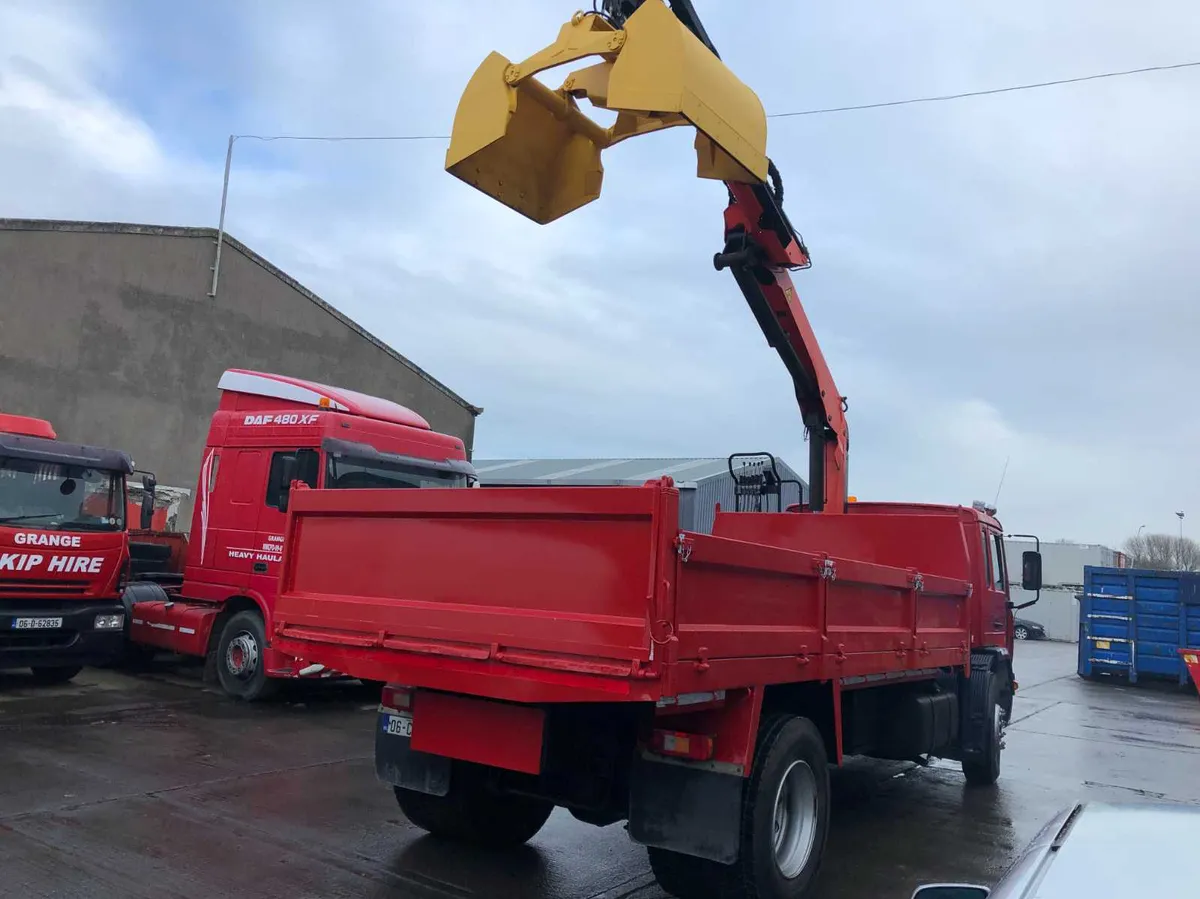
{"left": 1015, "top": 628, "right": 1027, "bottom": 639}
{"left": 225, "top": 631, "right": 259, "bottom": 680}
{"left": 772, "top": 759, "right": 818, "bottom": 879}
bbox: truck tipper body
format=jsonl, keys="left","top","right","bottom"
{"left": 271, "top": 478, "right": 1043, "bottom": 899}
{"left": 0, "top": 413, "right": 133, "bottom": 683}
{"left": 124, "top": 369, "right": 475, "bottom": 700}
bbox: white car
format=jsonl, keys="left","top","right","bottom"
{"left": 913, "top": 801, "right": 1194, "bottom": 898}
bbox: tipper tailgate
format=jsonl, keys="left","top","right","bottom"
{"left": 273, "top": 480, "right": 679, "bottom": 685}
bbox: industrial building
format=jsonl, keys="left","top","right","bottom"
{"left": 0, "top": 219, "right": 480, "bottom": 527}
{"left": 1005, "top": 539, "right": 1124, "bottom": 641}
{"left": 473, "top": 457, "right": 807, "bottom": 534}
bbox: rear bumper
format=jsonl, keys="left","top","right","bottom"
{"left": 0, "top": 600, "right": 126, "bottom": 670}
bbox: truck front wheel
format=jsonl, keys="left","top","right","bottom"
{"left": 962, "top": 669, "right": 1006, "bottom": 786}
{"left": 648, "top": 715, "right": 830, "bottom": 899}
{"left": 394, "top": 763, "right": 553, "bottom": 848}
{"left": 214, "top": 610, "right": 278, "bottom": 702}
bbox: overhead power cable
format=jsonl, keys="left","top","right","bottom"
{"left": 230, "top": 59, "right": 1200, "bottom": 147}
{"left": 209, "top": 58, "right": 1199, "bottom": 295}
{"left": 766, "top": 60, "right": 1200, "bottom": 118}
{"left": 235, "top": 134, "right": 447, "bottom": 142}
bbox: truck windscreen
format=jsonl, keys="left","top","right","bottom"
{"left": 0, "top": 457, "right": 126, "bottom": 531}
{"left": 325, "top": 455, "right": 469, "bottom": 490}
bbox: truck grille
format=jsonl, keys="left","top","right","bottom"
{"left": 0, "top": 597, "right": 94, "bottom": 613}
{"left": 0, "top": 630, "right": 78, "bottom": 650}
{"left": 0, "top": 579, "right": 91, "bottom": 598}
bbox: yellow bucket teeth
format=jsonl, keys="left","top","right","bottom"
{"left": 444, "top": 1, "right": 768, "bottom": 224}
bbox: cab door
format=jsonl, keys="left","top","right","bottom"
{"left": 251, "top": 448, "right": 319, "bottom": 604}
{"left": 204, "top": 448, "right": 270, "bottom": 582}
{"left": 980, "top": 527, "right": 1010, "bottom": 649}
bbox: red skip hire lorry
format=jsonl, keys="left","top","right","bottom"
{"left": 269, "top": 3, "right": 1047, "bottom": 898}
{"left": 0, "top": 413, "right": 136, "bottom": 684}
{"left": 123, "top": 369, "right": 475, "bottom": 700}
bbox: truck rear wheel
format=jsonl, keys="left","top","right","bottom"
{"left": 30, "top": 666, "right": 82, "bottom": 686}
{"left": 215, "top": 610, "right": 278, "bottom": 702}
{"left": 393, "top": 763, "right": 553, "bottom": 848}
{"left": 648, "top": 715, "right": 830, "bottom": 899}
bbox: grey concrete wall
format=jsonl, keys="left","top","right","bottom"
{"left": 0, "top": 220, "right": 479, "bottom": 528}
{"left": 1005, "top": 540, "right": 1120, "bottom": 641}
{"left": 1009, "top": 586, "right": 1079, "bottom": 642}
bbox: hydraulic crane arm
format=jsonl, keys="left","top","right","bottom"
{"left": 650, "top": 0, "right": 847, "bottom": 512}
{"left": 444, "top": 0, "right": 849, "bottom": 511}
{"left": 716, "top": 183, "right": 848, "bottom": 512}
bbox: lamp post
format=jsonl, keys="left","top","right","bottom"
{"left": 1177, "top": 511, "right": 1185, "bottom": 541}
{"left": 1137, "top": 524, "right": 1146, "bottom": 538}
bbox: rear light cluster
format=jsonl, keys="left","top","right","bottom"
{"left": 380, "top": 685, "right": 412, "bottom": 712}
{"left": 651, "top": 728, "right": 714, "bottom": 762}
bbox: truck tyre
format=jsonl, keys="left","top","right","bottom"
{"left": 30, "top": 666, "right": 82, "bottom": 686}
{"left": 648, "top": 715, "right": 830, "bottom": 899}
{"left": 962, "top": 669, "right": 1005, "bottom": 787}
{"left": 215, "top": 610, "right": 278, "bottom": 702}
{"left": 393, "top": 762, "right": 553, "bottom": 848}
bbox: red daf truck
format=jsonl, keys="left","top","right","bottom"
{"left": 123, "top": 369, "right": 476, "bottom": 700}
{"left": 0, "top": 413, "right": 139, "bottom": 684}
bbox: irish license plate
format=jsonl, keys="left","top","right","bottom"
{"left": 12, "top": 617, "right": 63, "bottom": 630}
{"left": 382, "top": 713, "right": 413, "bottom": 738}
{"left": 1094, "top": 640, "right": 1111, "bottom": 650}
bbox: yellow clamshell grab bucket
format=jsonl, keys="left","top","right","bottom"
{"left": 445, "top": 1, "right": 769, "bottom": 224}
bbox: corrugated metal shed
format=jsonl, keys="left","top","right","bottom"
{"left": 474, "top": 457, "right": 808, "bottom": 534}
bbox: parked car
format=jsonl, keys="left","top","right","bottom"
{"left": 1013, "top": 617, "right": 1045, "bottom": 641}
{"left": 912, "top": 801, "right": 1196, "bottom": 898}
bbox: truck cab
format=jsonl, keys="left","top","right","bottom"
{"left": 127, "top": 369, "right": 474, "bottom": 700}
{"left": 0, "top": 413, "right": 133, "bottom": 684}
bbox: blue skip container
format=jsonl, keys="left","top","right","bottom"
{"left": 1078, "top": 565, "right": 1200, "bottom": 685}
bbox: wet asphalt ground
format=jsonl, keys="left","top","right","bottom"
{"left": 2, "top": 640, "right": 1199, "bottom": 899}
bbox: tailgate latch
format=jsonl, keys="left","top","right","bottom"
{"left": 675, "top": 533, "right": 694, "bottom": 563}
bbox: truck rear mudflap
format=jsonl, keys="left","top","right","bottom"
{"left": 272, "top": 480, "right": 682, "bottom": 701}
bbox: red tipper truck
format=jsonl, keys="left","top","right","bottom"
{"left": 273, "top": 4, "right": 1047, "bottom": 899}
{"left": 123, "top": 369, "right": 476, "bottom": 700}
{"left": 273, "top": 485, "right": 1043, "bottom": 899}
{"left": 0, "top": 413, "right": 134, "bottom": 684}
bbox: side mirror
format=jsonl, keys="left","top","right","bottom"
{"left": 912, "top": 886, "right": 990, "bottom": 899}
{"left": 1021, "top": 550, "right": 1042, "bottom": 592}
{"left": 278, "top": 456, "right": 297, "bottom": 513}
{"left": 139, "top": 474, "right": 157, "bottom": 530}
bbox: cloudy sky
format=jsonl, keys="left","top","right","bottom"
{"left": 3, "top": 0, "right": 1199, "bottom": 545}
